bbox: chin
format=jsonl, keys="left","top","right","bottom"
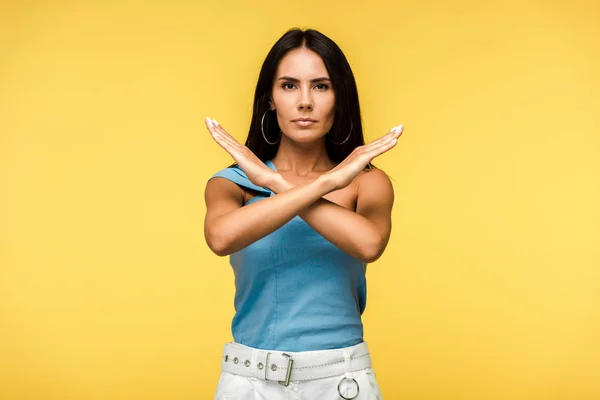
{"left": 288, "top": 133, "right": 325, "bottom": 143}
{"left": 282, "top": 125, "right": 326, "bottom": 141}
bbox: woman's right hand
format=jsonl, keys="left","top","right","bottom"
{"left": 322, "top": 124, "right": 404, "bottom": 191}
{"left": 205, "top": 117, "right": 278, "bottom": 189}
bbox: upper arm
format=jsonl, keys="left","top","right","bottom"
{"left": 204, "top": 177, "right": 245, "bottom": 250}
{"left": 355, "top": 168, "right": 395, "bottom": 245}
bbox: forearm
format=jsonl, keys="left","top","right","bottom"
{"left": 270, "top": 176, "right": 386, "bottom": 263}
{"left": 207, "top": 176, "right": 335, "bottom": 256}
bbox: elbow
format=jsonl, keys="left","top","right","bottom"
{"left": 207, "top": 239, "right": 231, "bottom": 257}
{"left": 361, "top": 249, "right": 383, "bottom": 263}
{"left": 360, "top": 236, "right": 386, "bottom": 263}
{"left": 209, "top": 243, "right": 230, "bottom": 257}
{"left": 205, "top": 229, "right": 233, "bottom": 257}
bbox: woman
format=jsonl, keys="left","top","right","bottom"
{"left": 204, "top": 27, "right": 403, "bottom": 400}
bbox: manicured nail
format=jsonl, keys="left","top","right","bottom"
{"left": 212, "top": 119, "right": 219, "bottom": 126}
{"left": 205, "top": 117, "right": 213, "bottom": 126}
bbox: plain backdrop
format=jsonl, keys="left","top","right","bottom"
{"left": 1, "top": 1, "right": 599, "bottom": 399}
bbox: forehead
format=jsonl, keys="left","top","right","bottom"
{"left": 276, "top": 48, "right": 329, "bottom": 78}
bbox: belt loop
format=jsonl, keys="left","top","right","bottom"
{"left": 343, "top": 348, "right": 353, "bottom": 390}
{"left": 343, "top": 348, "right": 353, "bottom": 372}
{"left": 339, "top": 348, "right": 360, "bottom": 399}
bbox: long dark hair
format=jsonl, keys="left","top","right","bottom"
{"left": 229, "top": 27, "right": 376, "bottom": 170}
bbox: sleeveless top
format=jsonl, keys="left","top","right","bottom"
{"left": 209, "top": 160, "right": 367, "bottom": 351}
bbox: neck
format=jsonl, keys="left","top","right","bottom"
{"left": 271, "top": 136, "right": 335, "bottom": 177}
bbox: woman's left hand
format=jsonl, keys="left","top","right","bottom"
{"left": 205, "top": 117, "right": 278, "bottom": 189}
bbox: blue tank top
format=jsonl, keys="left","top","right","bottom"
{"left": 209, "top": 160, "right": 367, "bottom": 351}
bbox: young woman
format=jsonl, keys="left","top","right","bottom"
{"left": 204, "top": 27, "right": 403, "bottom": 400}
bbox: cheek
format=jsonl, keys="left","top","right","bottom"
{"left": 277, "top": 97, "right": 298, "bottom": 113}
{"left": 324, "top": 102, "right": 336, "bottom": 118}
{"left": 323, "top": 95, "right": 335, "bottom": 113}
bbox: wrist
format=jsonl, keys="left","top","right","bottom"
{"left": 267, "top": 173, "right": 335, "bottom": 195}
{"left": 267, "top": 173, "right": 294, "bottom": 194}
{"left": 315, "top": 173, "right": 337, "bottom": 193}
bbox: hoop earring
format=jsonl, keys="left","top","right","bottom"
{"left": 261, "top": 109, "right": 280, "bottom": 145}
{"left": 330, "top": 121, "right": 353, "bottom": 145}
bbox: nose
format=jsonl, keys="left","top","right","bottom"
{"left": 298, "top": 100, "right": 313, "bottom": 110}
{"left": 298, "top": 90, "right": 313, "bottom": 111}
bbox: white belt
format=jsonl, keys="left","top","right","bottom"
{"left": 220, "top": 341, "right": 372, "bottom": 387}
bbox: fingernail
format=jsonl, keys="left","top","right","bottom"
{"left": 205, "top": 117, "right": 212, "bottom": 126}
{"left": 212, "top": 119, "right": 219, "bottom": 126}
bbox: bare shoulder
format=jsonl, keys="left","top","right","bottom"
{"left": 355, "top": 167, "right": 394, "bottom": 240}
{"left": 357, "top": 167, "right": 394, "bottom": 196}
{"left": 204, "top": 177, "right": 245, "bottom": 219}
{"left": 205, "top": 176, "right": 245, "bottom": 199}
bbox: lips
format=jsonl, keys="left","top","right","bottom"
{"left": 294, "top": 120, "right": 316, "bottom": 127}
{"left": 293, "top": 118, "right": 317, "bottom": 122}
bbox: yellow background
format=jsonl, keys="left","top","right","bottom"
{"left": 1, "top": 0, "right": 599, "bottom": 399}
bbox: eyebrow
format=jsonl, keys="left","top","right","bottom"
{"left": 277, "top": 76, "right": 331, "bottom": 83}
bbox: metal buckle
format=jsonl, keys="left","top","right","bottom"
{"left": 278, "top": 353, "right": 294, "bottom": 387}
{"left": 264, "top": 352, "right": 271, "bottom": 380}
{"left": 264, "top": 352, "right": 294, "bottom": 387}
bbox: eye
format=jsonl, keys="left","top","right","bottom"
{"left": 281, "top": 82, "right": 330, "bottom": 90}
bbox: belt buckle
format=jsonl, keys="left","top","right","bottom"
{"left": 278, "top": 353, "right": 294, "bottom": 387}
{"left": 265, "top": 352, "right": 294, "bottom": 386}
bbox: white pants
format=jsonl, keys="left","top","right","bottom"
{"left": 214, "top": 341, "right": 383, "bottom": 399}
